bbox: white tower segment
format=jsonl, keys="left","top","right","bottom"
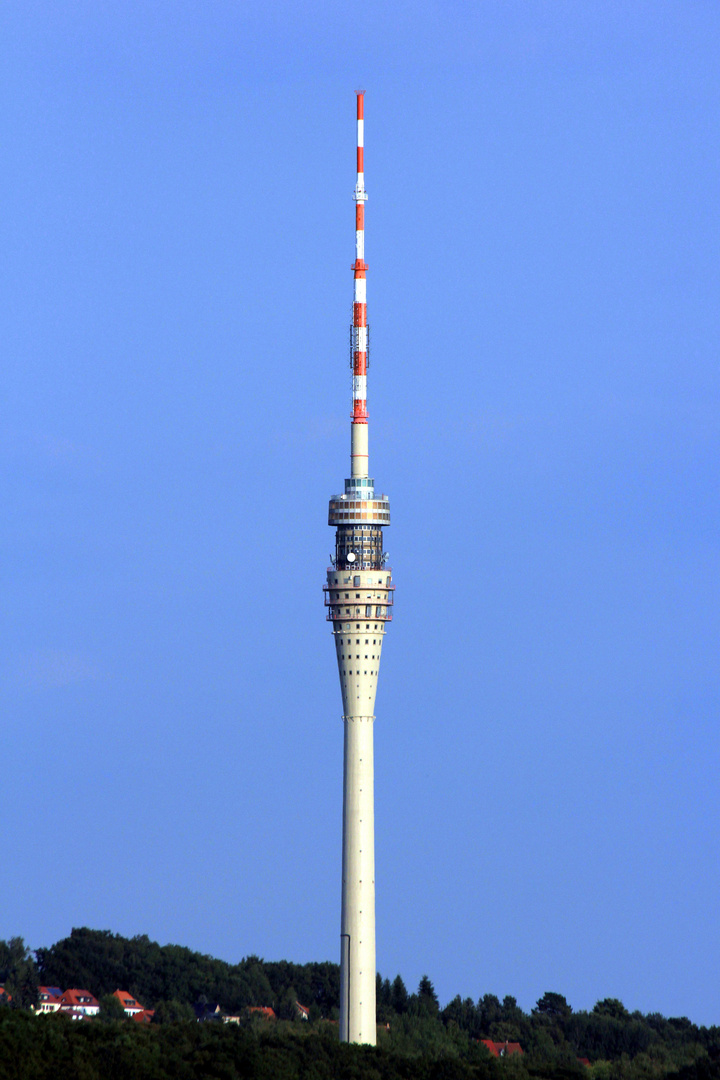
{"left": 323, "top": 92, "right": 394, "bottom": 1046}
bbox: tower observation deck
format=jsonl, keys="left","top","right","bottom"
{"left": 323, "top": 93, "right": 394, "bottom": 1046}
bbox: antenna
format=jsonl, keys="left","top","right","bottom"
{"left": 350, "top": 92, "right": 369, "bottom": 479}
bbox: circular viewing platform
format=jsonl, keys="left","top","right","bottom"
{"left": 328, "top": 495, "right": 390, "bottom": 526}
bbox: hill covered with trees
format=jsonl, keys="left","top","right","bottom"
{"left": 0, "top": 928, "right": 718, "bottom": 1080}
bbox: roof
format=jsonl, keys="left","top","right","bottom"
{"left": 481, "top": 1040, "right": 524, "bottom": 1058}
{"left": 39, "top": 987, "right": 63, "bottom": 998}
{"left": 37, "top": 992, "right": 62, "bottom": 1006}
{"left": 248, "top": 1006, "right": 276, "bottom": 1019}
{"left": 113, "top": 990, "right": 144, "bottom": 1010}
{"left": 132, "top": 1009, "right": 155, "bottom": 1023}
{"left": 60, "top": 990, "right": 99, "bottom": 1008}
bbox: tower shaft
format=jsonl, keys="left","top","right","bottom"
{"left": 323, "top": 92, "right": 394, "bottom": 1046}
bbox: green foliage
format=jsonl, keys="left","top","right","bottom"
{"left": 36, "top": 928, "right": 339, "bottom": 1016}
{"left": 0, "top": 938, "right": 38, "bottom": 1011}
{"left": 392, "top": 975, "right": 410, "bottom": 1015}
{"left": 417, "top": 976, "right": 441, "bottom": 1018}
{"left": 277, "top": 986, "right": 299, "bottom": 1021}
{"left": 594, "top": 1000, "right": 631, "bottom": 1021}
{"left": 1, "top": 926, "right": 714, "bottom": 1080}
{"left": 534, "top": 994, "right": 573, "bottom": 1021}
{"left": 152, "top": 1000, "right": 196, "bottom": 1024}
{"left": 98, "top": 993, "right": 127, "bottom": 1022}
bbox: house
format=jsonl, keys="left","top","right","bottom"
{"left": 0, "top": 986, "right": 12, "bottom": 1004}
{"left": 295, "top": 1002, "right": 310, "bottom": 1021}
{"left": 481, "top": 1040, "right": 524, "bottom": 1058}
{"left": 59, "top": 990, "right": 100, "bottom": 1018}
{"left": 248, "top": 1006, "right": 276, "bottom": 1021}
{"left": 113, "top": 990, "right": 145, "bottom": 1016}
{"left": 34, "top": 987, "right": 63, "bottom": 1015}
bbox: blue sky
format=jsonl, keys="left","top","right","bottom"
{"left": 1, "top": 0, "right": 718, "bottom": 1026}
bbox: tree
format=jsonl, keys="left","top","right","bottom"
{"left": 277, "top": 986, "right": 298, "bottom": 1021}
{"left": 391, "top": 975, "right": 409, "bottom": 1015}
{"left": 478, "top": 994, "right": 502, "bottom": 1033}
{"left": 377, "top": 975, "right": 393, "bottom": 1022}
{"left": 442, "top": 995, "right": 481, "bottom": 1038}
{"left": 417, "top": 975, "right": 440, "bottom": 1017}
{"left": 501, "top": 996, "right": 524, "bottom": 1023}
{"left": 534, "top": 992, "right": 572, "bottom": 1020}
{"left": 0, "top": 938, "right": 38, "bottom": 1010}
{"left": 593, "top": 999, "right": 630, "bottom": 1021}
{"left": 152, "top": 999, "right": 196, "bottom": 1024}
{"left": 99, "top": 993, "right": 127, "bottom": 1022}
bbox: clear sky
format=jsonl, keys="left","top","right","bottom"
{"left": 1, "top": 0, "right": 718, "bottom": 1026}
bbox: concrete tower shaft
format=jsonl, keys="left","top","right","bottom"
{"left": 323, "top": 92, "right": 394, "bottom": 1047}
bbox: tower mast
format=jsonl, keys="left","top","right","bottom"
{"left": 324, "top": 92, "right": 394, "bottom": 1046}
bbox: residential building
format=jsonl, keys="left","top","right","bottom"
{"left": 59, "top": 990, "right": 100, "bottom": 1018}
{"left": 481, "top": 1040, "right": 524, "bottom": 1058}
{"left": 112, "top": 990, "right": 144, "bottom": 1016}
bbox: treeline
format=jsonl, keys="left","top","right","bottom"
{"left": 35, "top": 928, "right": 339, "bottom": 1020}
{"left": 1, "top": 1009, "right": 719, "bottom": 1080}
{"left": 1, "top": 929, "right": 719, "bottom": 1080}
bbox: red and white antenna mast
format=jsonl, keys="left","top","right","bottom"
{"left": 351, "top": 92, "right": 369, "bottom": 479}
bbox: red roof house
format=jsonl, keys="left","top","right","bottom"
{"left": 481, "top": 1040, "right": 524, "bottom": 1058}
{"left": 113, "top": 990, "right": 145, "bottom": 1016}
{"left": 34, "top": 987, "right": 63, "bottom": 1015}
{"left": 59, "top": 990, "right": 100, "bottom": 1018}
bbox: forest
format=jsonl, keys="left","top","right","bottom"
{"left": 0, "top": 929, "right": 718, "bottom": 1080}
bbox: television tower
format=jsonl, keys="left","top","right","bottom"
{"left": 323, "top": 92, "right": 394, "bottom": 1046}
